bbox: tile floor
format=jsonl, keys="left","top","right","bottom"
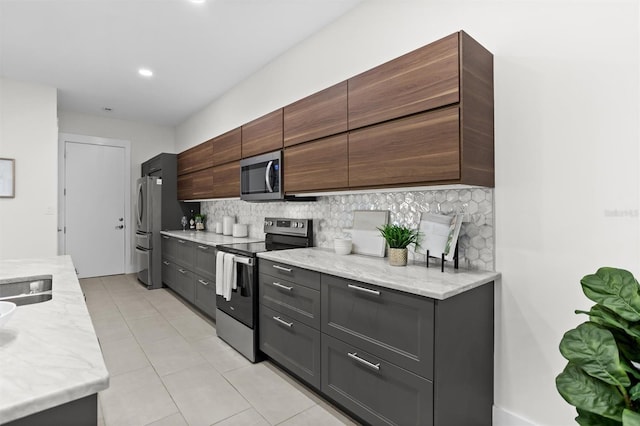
{"left": 80, "top": 274, "right": 359, "bottom": 426}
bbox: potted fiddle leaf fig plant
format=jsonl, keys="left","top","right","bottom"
{"left": 377, "top": 224, "right": 419, "bottom": 266}
{"left": 556, "top": 267, "right": 640, "bottom": 425}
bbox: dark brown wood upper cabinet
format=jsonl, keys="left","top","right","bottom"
{"left": 348, "top": 32, "right": 460, "bottom": 130}
{"left": 349, "top": 108, "right": 460, "bottom": 188}
{"left": 241, "top": 109, "right": 283, "bottom": 158}
{"left": 177, "top": 168, "right": 214, "bottom": 200}
{"left": 177, "top": 140, "right": 213, "bottom": 175}
{"left": 283, "top": 81, "right": 348, "bottom": 147}
{"left": 212, "top": 127, "right": 241, "bottom": 166}
{"left": 284, "top": 134, "right": 348, "bottom": 193}
{"left": 212, "top": 161, "right": 240, "bottom": 198}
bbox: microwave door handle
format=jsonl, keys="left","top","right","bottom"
{"left": 265, "top": 160, "right": 274, "bottom": 193}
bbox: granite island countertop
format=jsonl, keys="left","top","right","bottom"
{"left": 0, "top": 256, "right": 109, "bottom": 424}
{"left": 160, "top": 230, "right": 262, "bottom": 246}
{"left": 258, "top": 248, "right": 500, "bottom": 300}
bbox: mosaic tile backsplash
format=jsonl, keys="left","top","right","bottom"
{"left": 202, "top": 188, "right": 494, "bottom": 271}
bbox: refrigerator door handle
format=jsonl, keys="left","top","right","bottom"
{"left": 136, "top": 181, "right": 143, "bottom": 228}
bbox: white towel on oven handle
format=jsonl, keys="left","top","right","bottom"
{"left": 215, "top": 251, "right": 238, "bottom": 301}
{"left": 215, "top": 251, "right": 225, "bottom": 297}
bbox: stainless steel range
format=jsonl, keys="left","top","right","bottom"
{"left": 215, "top": 217, "right": 313, "bottom": 362}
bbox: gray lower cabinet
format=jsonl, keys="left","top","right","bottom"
{"left": 259, "top": 305, "right": 321, "bottom": 389}
{"left": 175, "top": 266, "right": 196, "bottom": 303}
{"left": 257, "top": 259, "right": 494, "bottom": 426}
{"left": 322, "top": 334, "right": 433, "bottom": 426}
{"left": 194, "top": 275, "right": 216, "bottom": 318}
{"left": 161, "top": 234, "right": 216, "bottom": 319}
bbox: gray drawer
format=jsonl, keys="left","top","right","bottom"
{"left": 175, "top": 265, "right": 195, "bottom": 303}
{"left": 194, "top": 244, "right": 216, "bottom": 280}
{"left": 161, "top": 258, "right": 176, "bottom": 289}
{"left": 259, "top": 273, "right": 320, "bottom": 329}
{"left": 194, "top": 274, "right": 216, "bottom": 319}
{"left": 174, "top": 238, "right": 195, "bottom": 268}
{"left": 161, "top": 235, "right": 178, "bottom": 262}
{"left": 259, "top": 259, "right": 320, "bottom": 291}
{"left": 259, "top": 305, "right": 321, "bottom": 390}
{"left": 321, "top": 274, "right": 434, "bottom": 379}
{"left": 321, "top": 334, "right": 433, "bottom": 426}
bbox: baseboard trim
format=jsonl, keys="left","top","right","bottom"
{"left": 494, "top": 405, "right": 537, "bottom": 426}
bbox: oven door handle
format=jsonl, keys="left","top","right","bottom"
{"left": 232, "top": 256, "right": 254, "bottom": 266}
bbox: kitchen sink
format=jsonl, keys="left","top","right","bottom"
{"left": 0, "top": 275, "right": 52, "bottom": 306}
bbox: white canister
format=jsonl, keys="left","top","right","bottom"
{"left": 214, "top": 221, "right": 222, "bottom": 234}
{"left": 232, "top": 224, "right": 248, "bottom": 238}
{"left": 222, "top": 216, "right": 235, "bottom": 236}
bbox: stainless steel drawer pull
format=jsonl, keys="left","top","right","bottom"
{"left": 347, "top": 352, "right": 381, "bottom": 371}
{"left": 197, "top": 245, "right": 208, "bottom": 250}
{"left": 178, "top": 269, "right": 186, "bottom": 274}
{"left": 271, "top": 281, "right": 293, "bottom": 291}
{"left": 198, "top": 279, "right": 209, "bottom": 286}
{"left": 348, "top": 284, "right": 380, "bottom": 296}
{"left": 273, "top": 264, "right": 292, "bottom": 272}
{"left": 162, "top": 261, "right": 170, "bottom": 266}
{"left": 273, "top": 316, "right": 293, "bottom": 327}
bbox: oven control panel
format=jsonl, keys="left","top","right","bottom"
{"left": 264, "top": 217, "right": 311, "bottom": 237}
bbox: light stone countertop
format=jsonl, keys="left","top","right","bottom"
{"left": 160, "top": 230, "right": 262, "bottom": 246}
{"left": 258, "top": 248, "right": 500, "bottom": 300}
{"left": 0, "top": 256, "right": 109, "bottom": 424}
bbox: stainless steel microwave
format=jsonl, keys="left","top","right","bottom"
{"left": 240, "top": 150, "right": 283, "bottom": 201}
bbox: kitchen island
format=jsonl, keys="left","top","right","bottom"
{"left": 0, "top": 256, "right": 109, "bottom": 425}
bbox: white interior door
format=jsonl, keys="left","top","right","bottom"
{"left": 64, "top": 141, "right": 126, "bottom": 278}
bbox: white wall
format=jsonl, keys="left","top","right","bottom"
{"left": 176, "top": 1, "right": 640, "bottom": 424}
{"left": 58, "top": 111, "right": 176, "bottom": 273}
{"left": 0, "top": 78, "right": 58, "bottom": 259}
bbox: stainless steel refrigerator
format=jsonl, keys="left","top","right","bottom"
{"left": 135, "top": 176, "right": 162, "bottom": 289}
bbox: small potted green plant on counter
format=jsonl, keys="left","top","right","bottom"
{"left": 556, "top": 267, "right": 640, "bottom": 425}
{"left": 377, "top": 224, "right": 419, "bottom": 266}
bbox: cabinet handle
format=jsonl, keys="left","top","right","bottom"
{"left": 162, "top": 236, "right": 169, "bottom": 239}
{"left": 272, "top": 264, "right": 292, "bottom": 273}
{"left": 347, "top": 284, "right": 380, "bottom": 296}
{"left": 273, "top": 316, "right": 293, "bottom": 328}
{"left": 163, "top": 261, "right": 170, "bottom": 266}
{"left": 178, "top": 269, "right": 186, "bottom": 274}
{"left": 198, "top": 245, "right": 208, "bottom": 250}
{"left": 178, "top": 240, "right": 186, "bottom": 244}
{"left": 271, "top": 281, "right": 293, "bottom": 291}
{"left": 198, "top": 279, "right": 209, "bottom": 286}
{"left": 347, "top": 352, "right": 381, "bottom": 371}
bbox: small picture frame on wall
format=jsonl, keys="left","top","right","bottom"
{"left": 0, "top": 158, "right": 15, "bottom": 198}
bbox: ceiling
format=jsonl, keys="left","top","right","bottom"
{"left": 0, "top": 0, "right": 364, "bottom": 126}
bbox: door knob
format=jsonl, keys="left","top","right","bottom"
{"left": 115, "top": 225, "right": 124, "bottom": 229}
{"left": 118, "top": 218, "right": 124, "bottom": 222}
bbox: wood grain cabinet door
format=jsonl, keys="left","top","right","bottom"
{"left": 177, "top": 173, "right": 193, "bottom": 200}
{"left": 212, "top": 161, "right": 240, "bottom": 198}
{"left": 177, "top": 140, "right": 213, "bottom": 175}
{"left": 241, "top": 109, "right": 283, "bottom": 158}
{"left": 212, "top": 127, "right": 242, "bottom": 166}
{"left": 284, "top": 134, "right": 348, "bottom": 193}
{"left": 189, "top": 168, "right": 215, "bottom": 199}
{"left": 284, "top": 81, "right": 347, "bottom": 147}
{"left": 349, "top": 107, "right": 460, "bottom": 188}
{"left": 348, "top": 32, "right": 460, "bottom": 130}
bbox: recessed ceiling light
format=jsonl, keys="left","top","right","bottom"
{"left": 138, "top": 68, "right": 153, "bottom": 77}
